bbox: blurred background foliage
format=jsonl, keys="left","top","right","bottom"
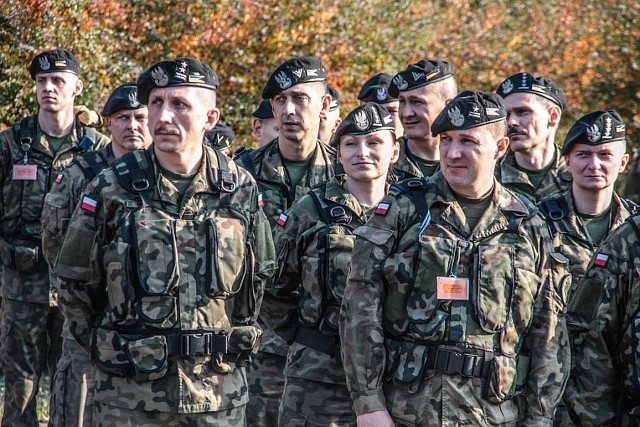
{"left": 1, "top": 0, "right": 639, "bottom": 150}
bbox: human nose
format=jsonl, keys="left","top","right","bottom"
{"left": 283, "top": 99, "right": 296, "bottom": 116}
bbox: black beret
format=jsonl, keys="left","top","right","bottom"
{"left": 497, "top": 72, "right": 567, "bottom": 110}
{"left": 262, "top": 56, "right": 326, "bottom": 99}
{"left": 252, "top": 99, "right": 274, "bottom": 119}
{"left": 28, "top": 49, "right": 80, "bottom": 79}
{"left": 331, "top": 102, "right": 395, "bottom": 147}
{"left": 327, "top": 85, "right": 341, "bottom": 111}
{"left": 431, "top": 90, "right": 507, "bottom": 136}
{"left": 357, "top": 73, "right": 396, "bottom": 104}
{"left": 204, "top": 123, "right": 234, "bottom": 151}
{"left": 561, "top": 110, "right": 626, "bottom": 155}
{"left": 137, "top": 57, "right": 219, "bottom": 104}
{"left": 102, "top": 83, "right": 144, "bottom": 116}
{"left": 388, "top": 60, "right": 454, "bottom": 98}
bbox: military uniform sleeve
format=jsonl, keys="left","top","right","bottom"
{"left": 522, "top": 214, "right": 571, "bottom": 426}
{"left": 563, "top": 226, "right": 632, "bottom": 425}
{"left": 56, "top": 181, "right": 106, "bottom": 351}
{"left": 339, "top": 193, "right": 407, "bottom": 415}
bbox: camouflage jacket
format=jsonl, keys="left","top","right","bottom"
{"left": 540, "top": 189, "right": 634, "bottom": 302}
{"left": 266, "top": 175, "right": 370, "bottom": 384}
{"left": 340, "top": 172, "right": 567, "bottom": 426}
{"left": 392, "top": 136, "right": 440, "bottom": 182}
{"left": 495, "top": 146, "right": 572, "bottom": 204}
{"left": 564, "top": 214, "right": 640, "bottom": 425}
{"left": 56, "top": 146, "right": 275, "bottom": 413}
{"left": 236, "top": 138, "right": 335, "bottom": 356}
{"left": 0, "top": 114, "right": 110, "bottom": 305}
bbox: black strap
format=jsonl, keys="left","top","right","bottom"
{"left": 391, "top": 178, "right": 430, "bottom": 217}
{"left": 425, "top": 346, "right": 492, "bottom": 378}
{"left": 75, "top": 150, "right": 109, "bottom": 183}
{"left": 114, "top": 150, "right": 156, "bottom": 205}
{"left": 213, "top": 149, "right": 237, "bottom": 193}
{"left": 165, "top": 331, "right": 228, "bottom": 357}
{"left": 294, "top": 326, "right": 341, "bottom": 361}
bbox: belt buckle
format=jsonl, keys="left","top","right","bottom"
{"left": 182, "top": 332, "right": 212, "bottom": 356}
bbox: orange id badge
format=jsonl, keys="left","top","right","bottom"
{"left": 12, "top": 164, "right": 37, "bottom": 180}
{"left": 436, "top": 276, "right": 470, "bottom": 300}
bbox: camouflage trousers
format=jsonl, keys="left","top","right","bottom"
{"left": 0, "top": 299, "right": 63, "bottom": 427}
{"left": 278, "top": 376, "right": 356, "bottom": 427}
{"left": 48, "top": 336, "right": 95, "bottom": 427}
{"left": 246, "top": 351, "right": 286, "bottom": 427}
{"left": 93, "top": 401, "right": 246, "bottom": 426}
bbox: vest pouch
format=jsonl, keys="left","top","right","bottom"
{"left": 132, "top": 217, "right": 178, "bottom": 296}
{"left": 206, "top": 216, "right": 247, "bottom": 298}
{"left": 138, "top": 295, "right": 177, "bottom": 328}
{"left": 392, "top": 341, "right": 429, "bottom": 386}
{"left": 475, "top": 245, "right": 514, "bottom": 333}
{"left": 326, "top": 230, "right": 355, "bottom": 302}
{"left": 91, "top": 328, "right": 132, "bottom": 377}
{"left": 484, "top": 353, "right": 528, "bottom": 404}
{"left": 103, "top": 241, "right": 137, "bottom": 323}
{"left": 125, "top": 335, "right": 169, "bottom": 382}
{"left": 500, "top": 268, "right": 542, "bottom": 356}
{"left": 13, "top": 243, "right": 40, "bottom": 274}
{"left": 228, "top": 325, "right": 261, "bottom": 353}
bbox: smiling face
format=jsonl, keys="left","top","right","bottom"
{"left": 338, "top": 130, "right": 399, "bottom": 183}
{"left": 147, "top": 86, "right": 219, "bottom": 154}
{"left": 398, "top": 84, "right": 448, "bottom": 142}
{"left": 566, "top": 141, "right": 628, "bottom": 192}
{"left": 439, "top": 122, "right": 509, "bottom": 198}
{"left": 35, "top": 71, "right": 83, "bottom": 114}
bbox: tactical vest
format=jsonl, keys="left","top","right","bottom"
{"left": 381, "top": 178, "right": 540, "bottom": 402}
{"left": 89, "top": 149, "right": 259, "bottom": 380}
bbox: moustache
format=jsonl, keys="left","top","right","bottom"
{"left": 507, "top": 126, "right": 527, "bottom": 137}
{"left": 154, "top": 126, "right": 179, "bottom": 136}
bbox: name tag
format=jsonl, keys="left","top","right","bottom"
{"left": 436, "top": 276, "right": 470, "bottom": 300}
{"left": 13, "top": 164, "right": 38, "bottom": 181}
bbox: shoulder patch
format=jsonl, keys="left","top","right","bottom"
{"left": 276, "top": 212, "right": 288, "bottom": 227}
{"left": 374, "top": 202, "right": 390, "bottom": 216}
{"left": 80, "top": 195, "right": 99, "bottom": 213}
{"left": 258, "top": 193, "right": 264, "bottom": 208}
{"left": 55, "top": 173, "right": 64, "bottom": 184}
{"left": 593, "top": 253, "right": 609, "bottom": 268}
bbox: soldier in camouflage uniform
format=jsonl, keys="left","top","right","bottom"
{"left": 357, "top": 72, "right": 404, "bottom": 138}
{"left": 42, "top": 82, "right": 152, "bottom": 427}
{"left": 251, "top": 99, "right": 279, "bottom": 148}
{"left": 236, "top": 55, "right": 336, "bottom": 426}
{"left": 55, "top": 57, "right": 275, "bottom": 425}
{"left": 387, "top": 59, "right": 458, "bottom": 182}
{"left": 266, "top": 103, "right": 398, "bottom": 426}
{"left": 340, "top": 91, "right": 567, "bottom": 426}
{"left": 495, "top": 72, "right": 571, "bottom": 203}
{"left": 0, "top": 48, "right": 110, "bottom": 426}
{"left": 551, "top": 110, "right": 635, "bottom": 425}
{"left": 318, "top": 85, "right": 342, "bottom": 145}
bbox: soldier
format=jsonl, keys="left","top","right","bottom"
{"left": 340, "top": 91, "right": 567, "bottom": 425}
{"left": 0, "top": 48, "right": 110, "bottom": 426}
{"left": 318, "top": 85, "right": 342, "bottom": 145}
{"left": 42, "top": 82, "right": 152, "bottom": 427}
{"left": 204, "top": 122, "right": 234, "bottom": 156}
{"left": 236, "top": 55, "right": 336, "bottom": 426}
{"left": 266, "top": 103, "right": 398, "bottom": 426}
{"left": 621, "top": 147, "right": 640, "bottom": 203}
{"left": 357, "top": 72, "right": 404, "bottom": 137}
{"left": 496, "top": 72, "right": 570, "bottom": 203}
{"left": 387, "top": 59, "right": 458, "bottom": 181}
{"left": 558, "top": 111, "right": 637, "bottom": 425}
{"left": 251, "top": 99, "right": 279, "bottom": 148}
{"left": 55, "top": 57, "right": 275, "bottom": 425}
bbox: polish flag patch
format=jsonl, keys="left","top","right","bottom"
{"left": 55, "top": 173, "right": 64, "bottom": 184}
{"left": 593, "top": 253, "right": 609, "bottom": 268}
{"left": 80, "top": 195, "right": 99, "bottom": 213}
{"left": 258, "top": 193, "right": 264, "bottom": 208}
{"left": 375, "top": 202, "right": 390, "bottom": 216}
{"left": 276, "top": 213, "right": 288, "bottom": 227}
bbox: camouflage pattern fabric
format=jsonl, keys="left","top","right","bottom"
{"left": 56, "top": 146, "right": 275, "bottom": 414}
{"left": 93, "top": 400, "right": 247, "bottom": 426}
{"left": 392, "top": 136, "right": 439, "bottom": 182}
{"left": 340, "top": 172, "right": 568, "bottom": 426}
{"left": 0, "top": 300, "right": 63, "bottom": 427}
{"left": 495, "top": 146, "right": 572, "bottom": 204}
{"left": 246, "top": 351, "right": 286, "bottom": 427}
{"left": 622, "top": 149, "right": 640, "bottom": 203}
{"left": 564, "top": 213, "right": 640, "bottom": 425}
{"left": 264, "top": 176, "right": 366, "bottom": 424}
{"left": 0, "top": 116, "right": 109, "bottom": 426}
{"left": 236, "top": 137, "right": 335, "bottom": 423}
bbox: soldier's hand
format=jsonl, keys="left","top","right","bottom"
{"left": 74, "top": 105, "right": 103, "bottom": 128}
{"left": 357, "top": 410, "right": 395, "bottom": 427}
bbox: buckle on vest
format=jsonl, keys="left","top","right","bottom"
{"left": 131, "top": 179, "right": 150, "bottom": 191}
{"left": 329, "top": 206, "right": 350, "bottom": 224}
{"left": 433, "top": 348, "right": 486, "bottom": 377}
{"left": 406, "top": 178, "right": 424, "bottom": 188}
{"left": 181, "top": 332, "right": 228, "bottom": 356}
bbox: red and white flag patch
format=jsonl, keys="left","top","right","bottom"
{"left": 593, "top": 253, "right": 609, "bottom": 268}
{"left": 276, "top": 212, "right": 288, "bottom": 227}
{"left": 80, "top": 195, "right": 99, "bottom": 213}
{"left": 258, "top": 193, "right": 264, "bottom": 208}
{"left": 55, "top": 173, "right": 64, "bottom": 184}
{"left": 375, "top": 202, "right": 390, "bottom": 216}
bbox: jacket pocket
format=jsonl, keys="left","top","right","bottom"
{"left": 206, "top": 216, "right": 247, "bottom": 298}
{"left": 125, "top": 335, "right": 169, "bottom": 382}
{"left": 475, "top": 245, "right": 514, "bottom": 333}
{"left": 92, "top": 328, "right": 132, "bottom": 377}
{"left": 132, "top": 218, "right": 178, "bottom": 296}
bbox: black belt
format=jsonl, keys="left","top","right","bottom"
{"left": 425, "top": 346, "right": 492, "bottom": 378}
{"left": 294, "top": 326, "right": 341, "bottom": 361}
{"left": 166, "top": 332, "right": 228, "bottom": 357}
